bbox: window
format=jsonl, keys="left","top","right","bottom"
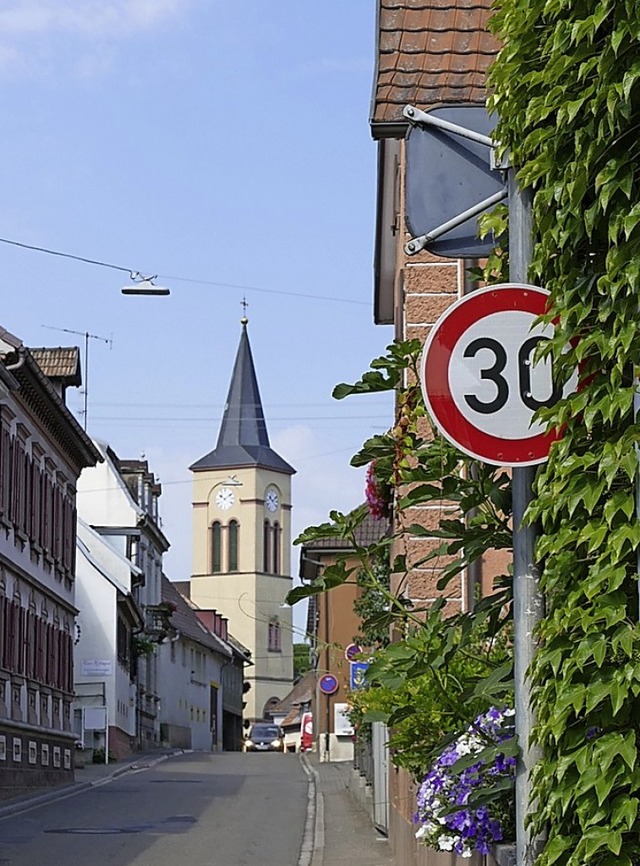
{"left": 272, "top": 522, "right": 280, "bottom": 575}
{"left": 263, "top": 520, "right": 271, "bottom": 573}
{"left": 268, "top": 618, "right": 281, "bottom": 652}
{"left": 211, "top": 522, "right": 222, "bottom": 573}
{"left": 116, "top": 614, "right": 129, "bottom": 668}
{"left": 228, "top": 520, "right": 239, "bottom": 571}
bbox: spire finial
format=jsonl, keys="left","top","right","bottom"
{"left": 241, "top": 297, "right": 249, "bottom": 325}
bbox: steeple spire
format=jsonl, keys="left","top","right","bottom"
{"left": 189, "top": 319, "right": 295, "bottom": 475}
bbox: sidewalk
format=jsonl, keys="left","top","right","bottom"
{"left": 303, "top": 754, "right": 394, "bottom": 866}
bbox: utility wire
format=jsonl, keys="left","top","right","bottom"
{"left": 0, "top": 236, "right": 132, "bottom": 274}
{"left": 0, "top": 235, "right": 370, "bottom": 306}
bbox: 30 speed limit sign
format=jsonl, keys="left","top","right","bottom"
{"left": 420, "top": 284, "right": 577, "bottom": 466}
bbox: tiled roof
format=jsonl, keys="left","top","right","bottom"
{"left": 161, "top": 576, "right": 231, "bottom": 658}
{"left": 269, "top": 670, "right": 316, "bottom": 720}
{"left": 371, "top": 0, "right": 499, "bottom": 136}
{"left": 30, "top": 347, "right": 81, "bottom": 385}
{"left": 302, "top": 509, "right": 391, "bottom": 551}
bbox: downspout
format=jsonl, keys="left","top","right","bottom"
{"left": 5, "top": 348, "right": 26, "bottom": 372}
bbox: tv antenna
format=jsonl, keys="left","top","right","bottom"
{"left": 41, "top": 325, "right": 112, "bottom": 430}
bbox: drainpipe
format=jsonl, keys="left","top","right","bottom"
{"left": 5, "top": 348, "right": 26, "bottom": 372}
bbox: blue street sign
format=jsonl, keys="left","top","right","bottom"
{"left": 350, "top": 662, "right": 369, "bottom": 691}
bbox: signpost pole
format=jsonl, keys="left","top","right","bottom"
{"left": 509, "top": 169, "right": 543, "bottom": 866}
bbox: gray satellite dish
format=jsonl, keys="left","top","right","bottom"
{"left": 404, "top": 105, "right": 507, "bottom": 258}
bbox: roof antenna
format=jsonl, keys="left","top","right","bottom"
{"left": 41, "top": 324, "right": 111, "bottom": 430}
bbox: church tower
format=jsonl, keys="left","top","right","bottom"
{"left": 189, "top": 317, "right": 295, "bottom": 722}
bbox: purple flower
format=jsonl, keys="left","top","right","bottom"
{"left": 415, "top": 706, "right": 515, "bottom": 858}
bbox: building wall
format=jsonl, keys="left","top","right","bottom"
{"left": 391, "top": 147, "right": 467, "bottom": 614}
{"left": 316, "top": 577, "right": 359, "bottom": 762}
{"left": 74, "top": 537, "right": 137, "bottom": 760}
{"left": 157, "top": 635, "right": 225, "bottom": 751}
{"left": 77, "top": 443, "right": 168, "bottom": 749}
{"left": 0, "top": 399, "right": 79, "bottom": 798}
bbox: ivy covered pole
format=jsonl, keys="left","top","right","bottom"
{"left": 509, "top": 169, "right": 544, "bottom": 866}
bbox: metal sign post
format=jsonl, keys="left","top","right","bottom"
{"left": 509, "top": 170, "right": 543, "bottom": 866}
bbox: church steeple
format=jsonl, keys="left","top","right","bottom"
{"left": 190, "top": 318, "right": 295, "bottom": 475}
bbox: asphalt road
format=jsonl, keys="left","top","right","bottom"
{"left": 0, "top": 751, "right": 310, "bottom": 866}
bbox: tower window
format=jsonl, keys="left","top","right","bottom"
{"left": 268, "top": 618, "right": 281, "bottom": 652}
{"left": 263, "top": 520, "right": 271, "bottom": 573}
{"left": 228, "top": 520, "right": 239, "bottom": 572}
{"left": 272, "top": 522, "right": 280, "bottom": 575}
{"left": 211, "top": 522, "right": 222, "bottom": 573}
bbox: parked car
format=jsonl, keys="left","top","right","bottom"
{"left": 243, "top": 723, "right": 285, "bottom": 753}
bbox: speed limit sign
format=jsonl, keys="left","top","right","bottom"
{"left": 420, "top": 284, "right": 577, "bottom": 466}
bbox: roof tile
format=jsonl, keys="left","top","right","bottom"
{"left": 371, "top": 0, "right": 500, "bottom": 133}
{"left": 30, "top": 347, "right": 81, "bottom": 384}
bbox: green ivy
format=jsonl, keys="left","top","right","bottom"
{"left": 489, "top": 1, "right": 640, "bottom": 863}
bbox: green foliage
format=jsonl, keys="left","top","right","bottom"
{"left": 287, "top": 340, "right": 515, "bottom": 801}
{"left": 488, "top": 1, "right": 640, "bottom": 862}
{"left": 293, "top": 643, "right": 313, "bottom": 679}
{"left": 352, "top": 555, "right": 392, "bottom": 649}
{"left": 133, "top": 635, "right": 156, "bottom": 657}
{"left": 349, "top": 606, "right": 513, "bottom": 778}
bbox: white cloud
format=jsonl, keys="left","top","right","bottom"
{"left": 0, "top": 0, "right": 193, "bottom": 37}
{"left": 273, "top": 423, "right": 366, "bottom": 537}
{"left": 0, "top": 0, "right": 197, "bottom": 76}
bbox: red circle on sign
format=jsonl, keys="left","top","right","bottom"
{"left": 421, "top": 284, "right": 560, "bottom": 466}
{"left": 319, "top": 674, "right": 339, "bottom": 695}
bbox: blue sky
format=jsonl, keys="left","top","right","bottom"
{"left": 0, "top": 0, "right": 393, "bottom": 636}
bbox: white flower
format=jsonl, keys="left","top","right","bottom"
{"left": 438, "top": 835, "right": 456, "bottom": 851}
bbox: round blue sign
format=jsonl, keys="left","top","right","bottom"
{"left": 345, "top": 643, "right": 362, "bottom": 661}
{"left": 319, "top": 674, "right": 339, "bottom": 695}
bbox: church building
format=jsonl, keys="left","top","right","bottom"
{"left": 189, "top": 317, "right": 295, "bottom": 722}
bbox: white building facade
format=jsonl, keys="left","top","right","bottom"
{"left": 74, "top": 518, "right": 143, "bottom": 760}
{"left": 157, "top": 577, "right": 232, "bottom": 751}
{"left": 77, "top": 442, "right": 171, "bottom": 750}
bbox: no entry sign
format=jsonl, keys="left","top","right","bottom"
{"left": 420, "top": 284, "right": 576, "bottom": 466}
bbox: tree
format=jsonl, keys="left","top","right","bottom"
{"left": 293, "top": 642, "right": 312, "bottom": 680}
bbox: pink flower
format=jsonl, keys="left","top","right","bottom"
{"left": 366, "top": 461, "right": 390, "bottom": 520}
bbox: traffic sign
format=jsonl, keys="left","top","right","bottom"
{"left": 345, "top": 643, "right": 362, "bottom": 661}
{"left": 420, "top": 284, "right": 577, "bottom": 466}
{"left": 319, "top": 674, "right": 339, "bottom": 695}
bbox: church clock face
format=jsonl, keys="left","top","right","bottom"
{"left": 265, "top": 488, "right": 279, "bottom": 512}
{"left": 215, "top": 487, "right": 235, "bottom": 510}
